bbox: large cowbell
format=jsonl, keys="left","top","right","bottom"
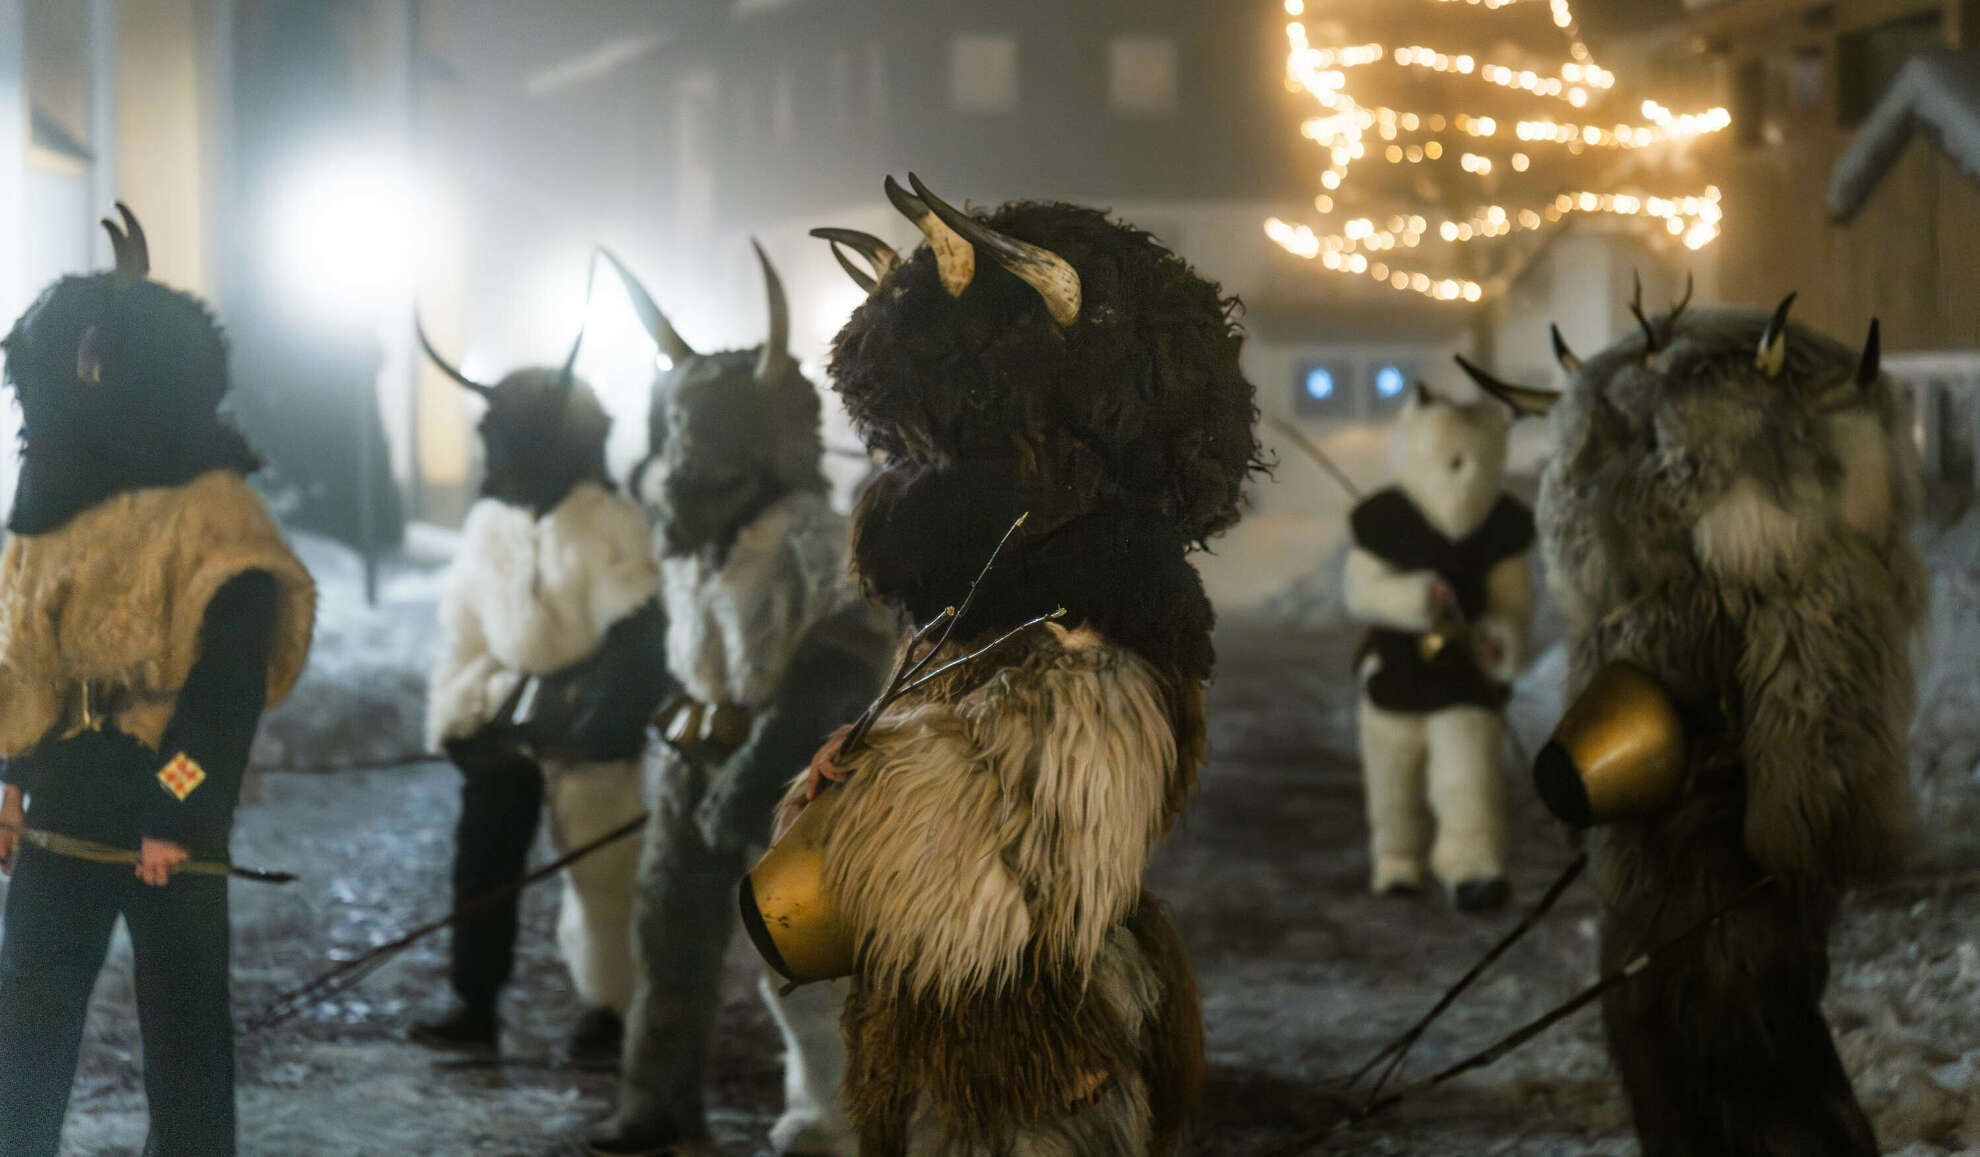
{"left": 1532, "top": 662, "right": 1688, "bottom": 827}
{"left": 739, "top": 785, "right": 856, "bottom": 984}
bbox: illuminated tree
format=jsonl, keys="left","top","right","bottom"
{"left": 1266, "top": 0, "right": 1730, "bottom": 304}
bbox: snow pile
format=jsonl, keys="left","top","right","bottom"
{"left": 1912, "top": 506, "right": 1980, "bottom": 770}
{"left": 249, "top": 530, "right": 450, "bottom": 772}
{"left": 1254, "top": 540, "right": 1352, "bottom": 630}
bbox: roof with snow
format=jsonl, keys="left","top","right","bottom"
{"left": 1830, "top": 50, "right": 1980, "bottom": 224}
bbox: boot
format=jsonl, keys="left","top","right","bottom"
{"left": 568, "top": 1005, "right": 624, "bottom": 1068}
{"left": 409, "top": 1005, "right": 498, "bottom": 1055}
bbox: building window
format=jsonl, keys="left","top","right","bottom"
{"left": 1371, "top": 362, "right": 1415, "bottom": 411}
{"left": 1294, "top": 360, "right": 1351, "bottom": 417}
{"left": 953, "top": 33, "right": 1019, "bottom": 112}
{"left": 1109, "top": 36, "right": 1177, "bottom": 114}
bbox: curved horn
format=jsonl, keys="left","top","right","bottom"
{"left": 1628, "top": 271, "right": 1659, "bottom": 351}
{"left": 114, "top": 203, "right": 150, "bottom": 277}
{"left": 599, "top": 248, "right": 697, "bottom": 365}
{"left": 559, "top": 325, "right": 586, "bottom": 385}
{"left": 415, "top": 317, "right": 494, "bottom": 399}
{"left": 1659, "top": 271, "right": 1694, "bottom": 347}
{"left": 810, "top": 227, "right": 898, "bottom": 291}
{"left": 827, "top": 241, "right": 876, "bottom": 292}
{"left": 908, "top": 173, "right": 1082, "bottom": 327}
{"left": 1550, "top": 324, "right": 1581, "bottom": 373}
{"left": 1854, "top": 317, "right": 1881, "bottom": 387}
{"left": 753, "top": 239, "right": 791, "bottom": 384}
{"left": 885, "top": 175, "right": 975, "bottom": 297}
{"left": 1454, "top": 354, "right": 1561, "bottom": 419}
{"left": 1756, "top": 291, "right": 1797, "bottom": 378}
{"left": 100, "top": 217, "right": 129, "bottom": 276}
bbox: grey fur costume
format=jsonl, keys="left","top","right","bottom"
{"left": 615, "top": 490, "right": 894, "bottom": 1152}
{"left": 1478, "top": 301, "right": 1921, "bottom": 1156}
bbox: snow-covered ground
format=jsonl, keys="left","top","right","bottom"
{"left": 248, "top": 526, "right": 451, "bottom": 775}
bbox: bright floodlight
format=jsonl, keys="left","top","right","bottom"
{"left": 265, "top": 147, "right": 424, "bottom": 325}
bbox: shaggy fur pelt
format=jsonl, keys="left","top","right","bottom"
{"left": 843, "top": 895, "right": 1203, "bottom": 1157}
{"left": 828, "top": 203, "right": 1264, "bottom": 548}
{"left": 659, "top": 489, "right": 868, "bottom": 710}
{"left": 0, "top": 469, "right": 315, "bottom": 758}
{"left": 1533, "top": 302, "right": 1922, "bottom": 1155}
{"left": 781, "top": 625, "right": 1204, "bottom": 1153}
{"left": 852, "top": 460, "right": 1218, "bottom": 683}
{"left": 635, "top": 349, "right": 827, "bottom": 561}
{"left": 1540, "top": 306, "right": 1924, "bottom": 883}
{"left": 427, "top": 481, "right": 659, "bottom": 749}
{"left": 472, "top": 369, "right": 615, "bottom": 517}
{"left": 3, "top": 264, "right": 258, "bottom": 535}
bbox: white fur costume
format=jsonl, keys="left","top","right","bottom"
{"left": 618, "top": 489, "right": 889, "bottom": 1156}
{"left": 428, "top": 481, "right": 658, "bottom": 1011}
{"left": 1344, "top": 389, "right": 1534, "bottom": 898}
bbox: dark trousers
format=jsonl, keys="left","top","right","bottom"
{"left": 443, "top": 737, "right": 545, "bottom": 1019}
{"left": 0, "top": 845, "right": 234, "bottom": 1157}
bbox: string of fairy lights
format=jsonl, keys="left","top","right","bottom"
{"left": 1268, "top": 0, "right": 1731, "bottom": 302}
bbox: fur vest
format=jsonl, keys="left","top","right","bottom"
{"left": 427, "top": 482, "right": 659, "bottom": 749}
{"left": 0, "top": 470, "right": 315, "bottom": 757}
{"left": 660, "top": 490, "right": 867, "bottom": 709}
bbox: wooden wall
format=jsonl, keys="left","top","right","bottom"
{"left": 1705, "top": 0, "right": 1980, "bottom": 351}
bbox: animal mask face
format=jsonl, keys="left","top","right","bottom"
{"left": 813, "top": 175, "right": 1264, "bottom": 546}
{"left": 4, "top": 206, "right": 228, "bottom": 454}
{"left": 1455, "top": 287, "right": 1897, "bottom": 601}
{"left": 1392, "top": 383, "right": 1510, "bottom": 539}
{"left": 416, "top": 321, "right": 612, "bottom": 515}
{"left": 603, "top": 243, "right": 823, "bottom": 557}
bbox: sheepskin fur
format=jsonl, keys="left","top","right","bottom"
{"left": 542, "top": 757, "right": 647, "bottom": 1012}
{"left": 1533, "top": 302, "right": 1922, "bottom": 1155}
{"left": 783, "top": 626, "right": 1204, "bottom": 1154}
{"left": 425, "top": 481, "right": 659, "bottom": 749}
{"left": 0, "top": 469, "right": 315, "bottom": 758}
{"left": 658, "top": 489, "right": 862, "bottom": 710}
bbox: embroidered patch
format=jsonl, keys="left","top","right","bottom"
{"left": 157, "top": 753, "right": 206, "bottom": 801}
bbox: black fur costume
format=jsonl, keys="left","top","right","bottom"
{"left": 793, "top": 180, "right": 1265, "bottom": 1156}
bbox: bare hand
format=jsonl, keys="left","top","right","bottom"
{"left": 1475, "top": 632, "right": 1506, "bottom": 672}
{"left": 137, "top": 838, "right": 189, "bottom": 887}
{"left": 0, "top": 789, "right": 21, "bottom": 876}
{"left": 1428, "top": 578, "right": 1457, "bottom": 616}
{"left": 804, "top": 726, "right": 852, "bottom": 802}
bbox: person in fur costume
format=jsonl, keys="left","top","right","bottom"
{"left": 586, "top": 243, "right": 897, "bottom": 1157}
{"left": 412, "top": 321, "right": 673, "bottom": 1063}
{"left": 1459, "top": 290, "right": 1920, "bottom": 1156}
{"left": 1344, "top": 382, "right": 1533, "bottom": 911}
{"left": 0, "top": 206, "right": 316, "bottom": 1157}
{"left": 775, "top": 175, "right": 1264, "bottom": 1156}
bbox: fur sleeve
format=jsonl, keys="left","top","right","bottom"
{"left": 1474, "top": 554, "right": 1534, "bottom": 681}
{"left": 1343, "top": 547, "right": 1439, "bottom": 631}
{"left": 804, "top": 626, "right": 1181, "bottom": 1005}
{"left": 1737, "top": 543, "right": 1919, "bottom": 880}
{"left": 425, "top": 555, "right": 516, "bottom": 751}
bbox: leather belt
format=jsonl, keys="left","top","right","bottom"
{"left": 658, "top": 698, "right": 755, "bottom": 765}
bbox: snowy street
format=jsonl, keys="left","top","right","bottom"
{"left": 24, "top": 616, "right": 1980, "bottom": 1156}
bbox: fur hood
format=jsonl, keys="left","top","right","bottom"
{"left": 427, "top": 482, "right": 658, "bottom": 747}
{"left": 660, "top": 488, "right": 866, "bottom": 708}
{"left": 0, "top": 469, "right": 315, "bottom": 757}
{"left": 794, "top": 624, "right": 1191, "bottom": 1005}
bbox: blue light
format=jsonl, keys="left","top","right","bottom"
{"left": 1304, "top": 367, "right": 1335, "bottom": 401}
{"left": 1375, "top": 365, "right": 1407, "bottom": 398}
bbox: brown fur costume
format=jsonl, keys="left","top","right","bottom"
{"left": 1464, "top": 297, "right": 1920, "bottom": 1156}
{"left": 782, "top": 180, "right": 1261, "bottom": 1155}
